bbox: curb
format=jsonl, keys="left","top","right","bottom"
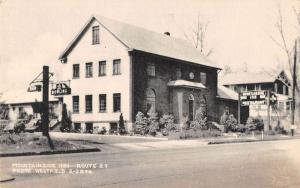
{"left": 0, "top": 148, "right": 100, "bottom": 157}
{"left": 208, "top": 137, "right": 300, "bottom": 145}
{"left": 0, "top": 174, "right": 15, "bottom": 183}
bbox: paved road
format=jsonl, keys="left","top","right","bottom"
{"left": 1, "top": 139, "right": 300, "bottom": 188}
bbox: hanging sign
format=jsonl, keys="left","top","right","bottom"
{"left": 240, "top": 90, "right": 267, "bottom": 106}
{"left": 51, "top": 83, "right": 71, "bottom": 96}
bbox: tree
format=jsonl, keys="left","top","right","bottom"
{"left": 270, "top": 5, "right": 300, "bottom": 123}
{"left": 118, "top": 113, "right": 126, "bottom": 135}
{"left": 183, "top": 14, "right": 213, "bottom": 56}
{"left": 60, "top": 103, "right": 71, "bottom": 132}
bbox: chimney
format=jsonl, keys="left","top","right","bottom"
{"left": 164, "top": 32, "right": 170, "bottom": 36}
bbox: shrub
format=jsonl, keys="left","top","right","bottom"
{"left": 178, "top": 129, "right": 221, "bottom": 139}
{"left": 159, "top": 114, "right": 176, "bottom": 135}
{"left": 147, "top": 112, "right": 159, "bottom": 136}
{"left": 220, "top": 112, "right": 238, "bottom": 132}
{"left": 134, "top": 112, "right": 148, "bottom": 135}
{"left": 190, "top": 107, "right": 207, "bottom": 130}
{"left": 118, "top": 113, "right": 126, "bottom": 135}
{"left": 99, "top": 127, "right": 107, "bottom": 135}
{"left": 246, "top": 116, "right": 264, "bottom": 132}
{"left": 60, "top": 103, "right": 72, "bottom": 132}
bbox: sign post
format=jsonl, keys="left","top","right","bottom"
{"left": 265, "top": 90, "right": 270, "bottom": 132}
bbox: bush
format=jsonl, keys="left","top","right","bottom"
{"left": 60, "top": 103, "right": 72, "bottom": 132}
{"left": 246, "top": 116, "right": 264, "bottom": 132}
{"left": 159, "top": 114, "right": 177, "bottom": 136}
{"left": 118, "top": 113, "right": 126, "bottom": 135}
{"left": 99, "top": 127, "right": 107, "bottom": 135}
{"left": 178, "top": 129, "right": 221, "bottom": 139}
{"left": 220, "top": 112, "right": 238, "bottom": 132}
{"left": 147, "top": 112, "right": 159, "bottom": 136}
{"left": 190, "top": 107, "right": 207, "bottom": 130}
{"left": 134, "top": 112, "right": 148, "bottom": 135}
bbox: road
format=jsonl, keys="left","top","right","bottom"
{"left": 1, "top": 139, "right": 300, "bottom": 188}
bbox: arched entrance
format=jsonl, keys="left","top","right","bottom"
{"left": 146, "top": 88, "right": 156, "bottom": 113}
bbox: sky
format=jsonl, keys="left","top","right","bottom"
{"left": 0, "top": 0, "right": 299, "bottom": 92}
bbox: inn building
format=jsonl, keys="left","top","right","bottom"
{"left": 58, "top": 15, "right": 222, "bottom": 133}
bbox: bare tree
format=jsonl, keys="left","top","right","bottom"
{"left": 270, "top": 5, "right": 300, "bottom": 123}
{"left": 183, "top": 14, "right": 213, "bottom": 56}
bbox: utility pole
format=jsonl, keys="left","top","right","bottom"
{"left": 266, "top": 90, "right": 270, "bottom": 132}
{"left": 292, "top": 39, "right": 297, "bottom": 126}
{"left": 238, "top": 92, "right": 241, "bottom": 125}
{"left": 42, "top": 66, "right": 54, "bottom": 149}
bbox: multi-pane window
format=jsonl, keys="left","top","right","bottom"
{"left": 176, "top": 68, "right": 182, "bottom": 79}
{"left": 72, "top": 96, "right": 79, "bottom": 113}
{"left": 147, "top": 63, "right": 155, "bottom": 76}
{"left": 99, "top": 94, "right": 106, "bottom": 112}
{"left": 73, "top": 64, "right": 80, "bottom": 78}
{"left": 200, "top": 72, "right": 206, "bottom": 85}
{"left": 113, "top": 93, "right": 121, "bottom": 112}
{"left": 85, "top": 95, "right": 93, "bottom": 113}
{"left": 99, "top": 61, "right": 106, "bottom": 76}
{"left": 86, "top": 62, "right": 93, "bottom": 78}
{"left": 113, "top": 59, "right": 121, "bottom": 75}
{"left": 92, "top": 26, "right": 100, "bottom": 44}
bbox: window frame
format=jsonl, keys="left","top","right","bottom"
{"left": 85, "top": 62, "right": 93, "bottom": 78}
{"left": 98, "top": 61, "right": 106, "bottom": 76}
{"left": 147, "top": 63, "right": 156, "bottom": 77}
{"left": 113, "top": 59, "right": 121, "bottom": 75}
{"left": 85, "top": 95, "right": 93, "bottom": 113}
{"left": 92, "top": 26, "right": 100, "bottom": 45}
{"left": 113, "top": 93, "right": 121, "bottom": 112}
{"left": 73, "top": 64, "right": 80, "bottom": 79}
{"left": 99, "top": 94, "right": 107, "bottom": 112}
{"left": 72, "top": 96, "right": 79, "bottom": 113}
{"left": 200, "top": 72, "right": 207, "bottom": 85}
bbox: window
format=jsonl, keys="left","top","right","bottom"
{"left": 283, "top": 85, "right": 286, "bottom": 95}
{"left": 113, "top": 93, "right": 121, "bottom": 112}
{"left": 146, "top": 88, "right": 156, "bottom": 113}
{"left": 147, "top": 63, "right": 156, "bottom": 76}
{"left": 99, "top": 94, "right": 106, "bottom": 112}
{"left": 247, "top": 84, "right": 255, "bottom": 91}
{"left": 72, "top": 96, "right": 79, "bottom": 113}
{"left": 113, "top": 59, "right": 121, "bottom": 75}
{"left": 74, "top": 123, "right": 81, "bottom": 131}
{"left": 85, "top": 62, "right": 93, "bottom": 78}
{"left": 176, "top": 68, "right": 182, "bottom": 79}
{"left": 92, "top": 26, "right": 99, "bottom": 44}
{"left": 274, "top": 83, "right": 278, "bottom": 93}
{"left": 286, "top": 86, "right": 289, "bottom": 95}
{"left": 99, "top": 61, "right": 106, "bottom": 76}
{"left": 200, "top": 72, "right": 206, "bottom": 85}
{"left": 73, "top": 64, "right": 80, "bottom": 78}
{"left": 254, "top": 84, "right": 261, "bottom": 91}
{"left": 85, "top": 95, "right": 93, "bottom": 113}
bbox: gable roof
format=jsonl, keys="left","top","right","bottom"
{"left": 220, "top": 70, "right": 290, "bottom": 86}
{"left": 59, "top": 15, "right": 220, "bottom": 69}
{"left": 217, "top": 86, "right": 238, "bottom": 100}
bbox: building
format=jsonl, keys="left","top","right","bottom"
{"left": 221, "top": 70, "right": 292, "bottom": 126}
{"left": 0, "top": 89, "right": 61, "bottom": 121}
{"left": 58, "top": 15, "right": 221, "bottom": 133}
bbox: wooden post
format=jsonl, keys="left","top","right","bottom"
{"left": 265, "top": 90, "right": 270, "bottom": 131}
{"left": 42, "top": 66, "right": 54, "bottom": 149}
{"left": 42, "top": 66, "right": 49, "bottom": 136}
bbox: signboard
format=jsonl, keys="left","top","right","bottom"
{"left": 27, "top": 84, "right": 42, "bottom": 92}
{"left": 240, "top": 91, "right": 267, "bottom": 106}
{"left": 269, "top": 92, "right": 277, "bottom": 105}
{"left": 51, "top": 83, "right": 71, "bottom": 96}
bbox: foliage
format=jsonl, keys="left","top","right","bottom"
{"left": 134, "top": 112, "right": 148, "bottom": 135}
{"left": 220, "top": 111, "right": 238, "bottom": 132}
{"left": 159, "top": 114, "right": 177, "bottom": 135}
{"left": 147, "top": 112, "right": 159, "bottom": 136}
{"left": 174, "top": 129, "right": 221, "bottom": 140}
{"left": 118, "top": 113, "right": 126, "bottom": 135}
{"left": 190, "top": 106, "right": 207, "bottom": 130}
{"left": 99, "top": 127, "right": 107, "bottom": 135}
{"left": 245, "top": 116, "right": 264, "bottom": 132}
{"left": 60, "top": 103, "right": 72, "bottom": 132}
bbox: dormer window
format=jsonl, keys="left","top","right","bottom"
{"left": 92, "top": 26, "right": 100, "bottom": 44}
